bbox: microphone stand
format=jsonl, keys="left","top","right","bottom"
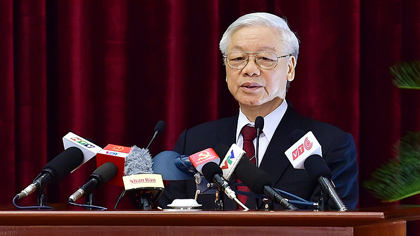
{"left": 254, "top": 117, "right": 263, "bottom": 209}
{"left": 36, "top": 188, "right": 47, "bottom": 207}
{"left": 85, "top": 192, "right": 94, "bottom": 209}
{"left": 214, "top": 190, "right": 224, "bottom": 210}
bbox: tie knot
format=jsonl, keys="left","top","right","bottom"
{"left": 241, "top": 125, "right": 257, "bottom": 142}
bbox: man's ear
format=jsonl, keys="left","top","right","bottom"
{"left": 287, "top": 56, "right": 297, "bottom": 82}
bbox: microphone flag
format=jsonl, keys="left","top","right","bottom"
{"left": 62, "top": 132, "right": 103, "bottom": 172}
{"left": 122, "top": 174, "right": 164, "bottom": 190}
{"left": 284, "top": 131, "right": 322, "bottom": 169}
{"left": 219, "top": 144, "right": 246, "bottom": 181}
{"left": 96, "top": 144, "right": 131, "bottom": 186}
{"left": 188, "top": 148, "right": 220, "bottom": 174}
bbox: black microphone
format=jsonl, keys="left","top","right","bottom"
{"left": 69, "top": 162, "right": 118, "bottom": 202}
{"left": 202, "top": 162, "right": 249, "bottom": 210}
{"left": 304, "top": 155, "right": 347, "bottom": 211}
{"left": 254, "top": 116, "right": 264, "bottom": 166}
{"left": 16, "top": 147, "right": 84, "bottom": 199}
{"left": 235, "top": 158, "right": 299, "bottom": 210}
{"left": 289, "top": 129, "right": 305, "bottom": 144}
{"left": 146, "top": 120, "right": 166, "bottom": 149}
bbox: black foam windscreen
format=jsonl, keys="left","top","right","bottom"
{"left": 255, "top": 116, "right": 264, "bottom": 130}
{"left": 154, "top": 120, "right": 166, "bottom": 133}
{"left": 91, "top": 162, "right": 118, "bottom": 184}
{"left": 201, "top": 162, "right": 223, "bottom": 182}
{"left": 235, "top": 159, "right": 272, "bottom": 194}
{"left": 213, "top": 144, "right": 230, "bottom": 158}
{"left": 42, "top": 147, "right": 84, "bottom": 181}
{"left": 289, "top": 129, "right": 305, "bottom": 144}
{"left": 304, "top": 155, "right": 332, "bottom": 179}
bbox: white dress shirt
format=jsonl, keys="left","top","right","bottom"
{"left": 236, "top": 100, "right": 288, "bottom": 166}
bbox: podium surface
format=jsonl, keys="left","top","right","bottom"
{"left": 1, "top": 205, "right": 420, "bottom": 236}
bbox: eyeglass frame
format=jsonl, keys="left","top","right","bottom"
{"left": 223, "top": 51, "right": 292, "bottom": 70}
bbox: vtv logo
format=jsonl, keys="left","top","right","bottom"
{"left": 292, "top": 137, "right": 313, "bottom": 160}
{"left": 220, "top": 150, "right": 235, "bottom": 170}
{"left": 70, "top": 137, "right": 95, "bottom": 148}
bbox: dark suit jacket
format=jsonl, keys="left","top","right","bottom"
{"left": 158, "top": 104, "right": 359, "bottom": 210}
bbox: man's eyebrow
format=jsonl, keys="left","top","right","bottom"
{"left": 229, "top": 46, "right": 277, "bottom": 52}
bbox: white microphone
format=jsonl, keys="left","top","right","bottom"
{"left": 285, "top": 129, "right": 346, "bottom": 211}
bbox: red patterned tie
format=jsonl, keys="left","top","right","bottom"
{"left": 237, "top": 125, "right": 257, "bottom": 207}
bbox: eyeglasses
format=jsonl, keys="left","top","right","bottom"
{"left": 223, "top": 51, "right": 292, "bottom": 70}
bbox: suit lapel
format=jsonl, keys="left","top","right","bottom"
{"left": 217, "top": 115, "right": 238, "bottom": 146}
{"left": 259, "top": 105, "right": 302, "bottom": 186}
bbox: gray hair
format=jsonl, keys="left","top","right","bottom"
{"left": 219, "top": 12, "right": 299, "bottom": 61}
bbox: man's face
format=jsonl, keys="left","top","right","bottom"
{"left": 225, "top": 26, "right": 296, "bottom": 110}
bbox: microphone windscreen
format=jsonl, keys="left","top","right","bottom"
{"left": 213, "top": 145, "right": 230, "bottom": 158}
{"left": 124, "top": 146, "right": 153, "bottom": 175}
{"left": 255, "top": 116, "right": 264, "bottom": 130}
{"left": 304, "top": 155, "right": 332, "bottom": 179}
{"left": 154, "top": 120, "right": 166, "bottom": 133}
{"left": 289, "top": 129, "right": 305, "bottom": 144}
{"left": 91, "top": 162, "right": 118, "bottom": 184}
{"left": 42, "top": 146, "right": 84, "bottom": 181}
{"left": 202, "top": 162, "right": 223, "bottom": 182}
{"left": 235, "top": 159, "right": 271, "bottom": 194}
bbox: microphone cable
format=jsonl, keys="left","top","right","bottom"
{"left": 68, "top": 199, "right": 107, "bottom": 210}
{"left": 12, "top": 195, "right": 54, "bottom": 210}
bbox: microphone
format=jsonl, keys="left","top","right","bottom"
{"left": 69, "top": 162, "right": 118, "bottom": 202}
{"left": 289, "top": 129, "right": 305, "bottom": 144}
{"left": 235, "top": 158, "right": 299, "bottom": 210}
{"left": 188, "top": 147, "right": 248, "bottom": 210}
{"left": 146, "top": 120, "right": 166, "bottom": 150}
{"left": 122, "top": 146, "right": 164, "bottom": 209}
{"left": 16, "top": 147, "right": 84, "bottom": 199}
{"left": 284, "top": 130, "right": 322, "bottom": 169}
{"left": 96, "top": 144, "right": 130, "bottom": 187}
{"left": 304, "top": 155, "right": 347, "bottom": 211}
{"left": 201, "top": 162, "right": 249, "bottom": 211}
{"left": 254, "top": 116, "right": 264, "bottom": 166}
{"left": 95, "top": 121, "right": 166, "bottom": 187}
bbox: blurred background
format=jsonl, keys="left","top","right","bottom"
{"left": 1, "top": 0, "right": 420, "bottom": 233}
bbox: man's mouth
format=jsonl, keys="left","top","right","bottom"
{"left": 241, "top": 83, "right": 262, "bottom": 89}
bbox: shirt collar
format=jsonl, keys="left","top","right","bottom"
{"left": 236, "top": 100, "right": 288, "bottom": 142}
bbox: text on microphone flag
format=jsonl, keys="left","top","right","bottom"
{"left": 292, "top": 137, "right": 314, "bottom": 160}
{"left": 123, "top": 174, "right": 164, "bottom": 190}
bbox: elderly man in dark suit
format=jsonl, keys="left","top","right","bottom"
{"left": 158, "top": 12, "right": 358, "bottom": 210}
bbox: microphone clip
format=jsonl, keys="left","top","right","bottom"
{"left": 263, "top": 197, "right": 274, "bottom": 211}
